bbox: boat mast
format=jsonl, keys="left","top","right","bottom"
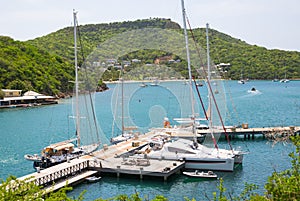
{"left": 121, "top": 64, "right": 124, "bottom": 136}
{"left": 73, "top": 10, "right": 80, "bottom": 147}
{"left": 206, "top": 23, "right": 213, "bottom": 133}
{"left": 181, "top": 0, "right": 196, "bottom": 142}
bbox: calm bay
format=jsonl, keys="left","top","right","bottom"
{"left": 1, "top": 80, "right": 299, "bottom": 200}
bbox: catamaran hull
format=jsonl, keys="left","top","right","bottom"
{"left": 184, "top": 158, "right": 234, "bottom": 171}
{"left": 146, "top": 153, "right": 235, "bottom": 172}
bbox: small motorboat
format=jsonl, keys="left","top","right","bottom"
{"left": 85, "top": 176, "right": 101, "bottom": 182}
{"left": 140, "top": 82, "right": 148, "bottom": 87}
{"left": 238, "top": 79, "right": 245, "bottom": 84}
{"left": 247, "top": 87, "right": 260, "bottom": 94}
{"left": 183, "top": 170, "right": 217, "bottom": 179}
{"left": 24, "top": 154, "right": 42, "bottom": 162}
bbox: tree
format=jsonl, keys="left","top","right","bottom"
{"left": 264, "top": 135, "right": 300, "bottom": 200}
{"left": 0, "top": 175, "right": 85, "bottom": 201}
{"left": 0, "top": 90, "right": 4, "bottom": 99}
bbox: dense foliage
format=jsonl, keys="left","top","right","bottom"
{"left": 0, "top": 36, "right": 73, "bottom": 95}
{"left": 29, "top": 18, "right": 300, "bottom": 81}
{"left": 1, "top": 18, "right": 299, "bottom": 95}
{"left": 0, "top": 176, "right": 85, "bottom": 201}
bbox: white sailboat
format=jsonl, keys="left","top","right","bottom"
{"left": 238, "top": 70, "right": 246, "bottom": 84}
{"left": 280, "top": 71, "right": 290, "bottom": 83}
{"left": 143, "top": 0, "right": 244, "bottom": 172}
{"left": 24, "top": 10, "right": 101, "bottom": 170}
{"left": 110, "top": 68, "right": 137, "bottom": 144}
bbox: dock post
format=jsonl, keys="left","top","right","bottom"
{"left": 117, "top": 166, "right": 120, "bottom": 178}
{"left": 252, "top": 133, "right": 254, "bottom": 139}
{"left": 164, "top": 176, "right": 167, "bottom": 181}
{"left": 140, "top": 168, "right": 143, "bottom": 180}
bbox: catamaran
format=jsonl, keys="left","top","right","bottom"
{"left": 142, "top": 0, "right": 244, "bottom": 172}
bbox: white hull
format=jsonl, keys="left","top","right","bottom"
{"left": 24, "top": 154, "right": 42, "bottom": 162}
{"left": 183, "top": 171, "right": 217, "bottom": 178}
{"left": 145, "top": 138, "right": 236, "bottom": 172}
{"left": 85, "top": 176, "right": 101, "bottom": 182}
{"left": 280, "top": 79, "right": 289, "bottom": 83}
{"left": 184, "top": 158, "right": 234, "bottom": 171}
{"left": 111, "top": 133, "right": 134, "bottom": 144}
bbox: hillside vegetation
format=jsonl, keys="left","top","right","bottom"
{"left": 0, "top": 36, "right": 73, "bottom": 95}
{"left": 1, "top": 18, "right": 299, "bottom": 95}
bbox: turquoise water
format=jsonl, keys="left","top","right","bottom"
{"left": 0, "top": 80, "right": 299, "bottom": 200}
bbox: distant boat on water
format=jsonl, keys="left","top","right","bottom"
{"left": 140, "top": 82, "right": 148, "bottom": 87}
{"left": 238, "top": 79, "right": 245, "bottom": 84}
{"left": 280, "top": 71, "right": 290, "bottom": 83}
{"left": 280, "top": 78, "right": 290, "bottom": 83}
{"left": 247, "top": 86, "right": 260, "bottom": 94}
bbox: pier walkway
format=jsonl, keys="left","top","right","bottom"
{"left": 166, "top": 126, "right": 300, "bottom": 140}
{"left": 18, "top": 131, "right": 184, "bottom": 192}
{"left": 17, "top": 125, "right": 299, "bottom": 192}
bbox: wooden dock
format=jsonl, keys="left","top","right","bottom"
{"left": 17, "top": 131, "right": 185, "bottom": 193}
{"left": 16, "top": 125, "right": 299, "bottom": 192}
{"left": 166, "top": 126, "right": 300, "bottom": 140}
{"left": 86, "top": 131, "right": 185, "bottom": 180}
{"left": 18, "top": 158, "right": 91, "bottom": 188}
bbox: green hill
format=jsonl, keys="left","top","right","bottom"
{"left": 1, "top": 18, "right": 299, "bottom": 95}
{"left": 0, "top": 36, "right": 73, "bottom": 96}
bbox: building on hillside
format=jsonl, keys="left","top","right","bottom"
{"left": 216, "top": 63, "right": 231, "bottom": 73}
{"left": 0, "top": 89, "right": 58, "bottom": 109}
{"left": 2, "top": 89, "right": 22, "bottom": 97}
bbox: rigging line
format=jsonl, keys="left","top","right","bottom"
{"left": 225, "top": 80, "right": 241, "bottom": 127}
{"left": 206, "top": 79, "right": 233, "bottom": 151}
{"left": 185, "top": 15, "right": 206, "bottom": 76}
{"left": 185, "top": 15, "right": 218, "bottom": 149}
{"left": 192, "top": 77, "right": 208, "bottom": 120}
{"left": 186, "top": 17, "right": 233, "bottom": 151}
{"left": 75, "top": 15, "right": 101, "bottom": 144}
{"left": 186, "top": 19, "right": 238, "bottom": 130}
{"left": 111, "top": 70, "right": 122, "bottom": 138}
{"left": 205, "top": 24, "right": 233, "bottom": 151}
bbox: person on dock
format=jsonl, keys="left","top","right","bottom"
{"left": 163, "top": 117, "right": 171, "bottom": 128}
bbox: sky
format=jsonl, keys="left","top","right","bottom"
{"left": 1, "top": 0, "right": 299, "bottom": 51}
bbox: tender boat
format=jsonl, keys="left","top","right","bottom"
{"left": 238, "top": 80, "right": 245, "bottom": 84}
{"left": 183, "top": 170, "right": 217, "bottom": 178}
{"left": 111, "top": 132, "right": 135, "bottom": 144}
{"left": 140, "top": 82, "right": 148, "bottom": 87}
{"left": 85, "top": 176, "right": 101, "bottom": 182}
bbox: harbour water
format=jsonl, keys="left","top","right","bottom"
{"left": 0, "top": 80, "right": 299, "bottom": 200}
